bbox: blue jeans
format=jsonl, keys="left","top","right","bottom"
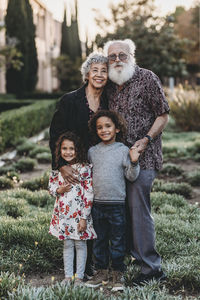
{"left": 92, "top": 203, "right": 126, "bottom": 271}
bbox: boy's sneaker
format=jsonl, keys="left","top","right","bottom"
{"left": 85, "top": 269, "right": 109, "bottom": 288}
{"left": 111, "top": 270, "right": 124, "bottom": 292}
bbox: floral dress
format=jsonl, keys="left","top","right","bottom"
{"left": 49, "top": 163, "right": 97, "bottom": 241}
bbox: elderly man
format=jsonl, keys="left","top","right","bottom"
{"left": 103, "top": 39, "right": 169, "bottom": 285}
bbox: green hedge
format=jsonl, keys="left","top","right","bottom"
{"left": 0, "top": 100, "right": 33, "bottom": 113}
{"left": 0, "top": 100, "right": 56, "bottom": 153}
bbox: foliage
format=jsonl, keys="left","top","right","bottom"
{"left": 0, "top": 197, "right": 28, "bottom": 218}
{"left": 0, "top": 272, "right": 24, "bottom": 300}
{"left": 5, "top": 0, "right": 38, "bottom": 96}
{"left": 14, "top": 158, "right": 37, "bottom": 172}
{"left": 52, "top": 55, "right": 82, "bottom": 92}
{"left": 24, "top": 0, "right": 38, "bottom": 92}
{"left": 60, "top": 1, "right": 81, "bottom": 60}
{"left": 0, "top": 100, "right": 56, "bottom": 153}
{"left": 0, "top": 99, "right": 33, "bottom": 113}
{"left": 21, "top": 171, "right": 49, "bottom": 191}
{"left": 94, "top": 0, "right": 188, "bottom": 80}
{"left": 160, "top": 163, "right": 183, "bottom": 177}
{"left": 0, "top": 165, "right": 16, "bottom": 176}
{"left": 16, "top": 141, "right": 36, "bottom": 156}
{"left": 169, "top": 87, "right": 200, "bottom": 131}
{"left": 36, "top": 152, "right": 52, "bottom": 164}
{"left": 29, "top": 146, "right": 50, "bottom": 158}
{"left": 174, "top": 4, "right": 200, "bottom": 74}
{"left": 186, "top": 169, "right": 200, "bottom": 186}
{"left": 0, "top": 38, "right": 23, "bottom": 71}
{"left": 152, "top": 179, "right": 192, "bottom": 199}
{"left": 0, "top": 176, "right": 14, "bottom": 189}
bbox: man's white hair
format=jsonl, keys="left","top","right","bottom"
{"left": 103, "top": 39, "right": 136, "bottom": 64}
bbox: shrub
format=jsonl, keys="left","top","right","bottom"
{"left": 0, "top": 176, "right": 14, "bottom": 189}
{"left": 0, "top": 165, "right": 16, "bottom": 176}
{"left": 36, "top": 152, "right": 51, "bottom": 164}
{"left": 16, "top": 141, "right": 36, "bottom": 156}
{"left": 152, "top": 179, "right": 192, "bottom": 199}
{"left": 0, "top": 197, "right": 28, "bottom": 218}
{"left": 151, "top": 192, "right": 187, "bottom": 210}
{"left": 29, "top": 146, "right": 50, "bottom": 158}
{"left": 160, "top": 163, "right": 183, "bottom": 177}
{"left": 21, "top": 171, "right": 49, "bottom": 191}
{"left": 186, "top": 170, "right": 200, "bottom": 186}
{"left": 169, "top": 87, "right": 200, "bottom": 131}
{"left": 14, "top": 158, "right": 37, "bottom": 172}
{"left": 5, "top": 171, "right": 20, "bottom": 183}
{"left": 0, "top": 100, "right": 56, "bottom": 153}
{"left": 25, "top": 190, "right": 54, "bottom": 207}
{"left": 0, "top": 272, "right": 24, "bottom": 299}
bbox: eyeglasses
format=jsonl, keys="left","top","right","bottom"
{"left": 108, "top": 52, "right": 128, "bottom": 63}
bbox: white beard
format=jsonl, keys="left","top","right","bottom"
{"left": 109, "top": 61, "right": 135, "bottom": 86}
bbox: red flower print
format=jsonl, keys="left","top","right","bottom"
{"left": 73, "top": 212, "right": 77, "bottom": 218}
{"left": 59, "top": 235, "right": 65, "bottom": 240}
{"left": 65, "top": 227, "right": 70, "bottom": 236}
{"left": 83, "top": 172, "right": 89, "bottom": 177}
{"left": 59, "top": 181, "right": 62, "bottom": 185}
{"left": 59, "top": 201, "right": 64, "bottom": 207}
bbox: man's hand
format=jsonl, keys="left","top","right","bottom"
{"left": 77, "top": 219, "right": 87, "bottom": 232}
{"left": 129, "top": 146, "right": 140, "bottom": 163}
{"left": 133, "top": 137, "right": 149, "bottom": 154}
{"left": 60, "top": 165, "right": 79, "bottom": 184}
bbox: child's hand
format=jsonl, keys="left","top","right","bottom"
{"left": 77, "top": 218, "right": 87, "bottom": 232}
{"left": 56, "top": 182, "right": 72, "bottom": 194}
{"left": 129, "top": 146, "right": 140, "bottom": 163}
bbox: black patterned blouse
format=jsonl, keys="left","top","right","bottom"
{"left": 106, "top": 65, "right": 170, "bottom": 171}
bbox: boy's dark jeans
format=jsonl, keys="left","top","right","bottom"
{"left": 92, "top": 203, "right": 126, "bottom": 272}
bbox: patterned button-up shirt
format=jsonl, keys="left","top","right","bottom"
{"left": 106, "top": 65, "right": 170, "bottom": 170}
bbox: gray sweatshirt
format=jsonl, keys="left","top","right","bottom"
{"left": 88, "top": 142, "right": 140, "bottom": 204}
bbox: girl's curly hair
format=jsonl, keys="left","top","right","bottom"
{"left": 88, "top": 110, "right": 127, "bottom": 144}
{"left": 55, "top": 131, "right": 88, "bottom": 168}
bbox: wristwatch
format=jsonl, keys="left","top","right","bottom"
{"left": 144, "top": 134, "right": 153, "bottom": 143}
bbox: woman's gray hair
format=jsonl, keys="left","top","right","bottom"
{"left": 81, "top": 52, "right": 108, "bottom": 83}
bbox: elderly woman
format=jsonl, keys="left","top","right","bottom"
{"left": 49, "top": 52, "right": 108, "bottom": 280}
{"left": 49, "top": 52, "right": 108, "bottom": 171}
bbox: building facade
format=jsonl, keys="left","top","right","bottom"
{"left": 0, "top": 0, "right": 61, "bottom": 94}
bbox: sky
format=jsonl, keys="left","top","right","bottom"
{"left": 41, "top": 0, "right": 195, "bottom": 41}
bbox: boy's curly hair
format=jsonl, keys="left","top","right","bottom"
{"left": 89, "top": 110, "right": 127, "bottom": 144}
{"left": 55, "top": 131, "right": 88, "bottom": 168}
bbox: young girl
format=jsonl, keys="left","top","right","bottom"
{"left": 86, "top": 110, "right": 140, "bottom": 291}
{"left": 48, "top": 132, "right": 96, "bottom": 285}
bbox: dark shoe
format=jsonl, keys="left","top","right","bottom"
{"left": 132, "top": 270, "right": 166, "bottom": 286}
{"left": 84, "top": 264, "right": 95, "bottom": 280}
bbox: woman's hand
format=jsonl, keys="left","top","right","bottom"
{"left": 77, "top": 218, "right": 87, "bottom": 232}
{"left": 56, "top": 182, "right": 72, "bottom": 194}
{"left": 60, "top": 165, "right": 79, "bottom": 184}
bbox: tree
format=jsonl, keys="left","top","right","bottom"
{"left": 56, "top": 0, "right": 82, "bottom": 91}
{"left": 52, "top": 55, "right": 82, "bottom": 92}
{"left": 94, "top": 0, "right": 188, "bottom": 80}
{"left": 5, "top": 0, "right": 38, "bottom": 96}
{"left": 174, "top": 3, "right": 200, "bottom": 75}
{"left": 24, "top": 0, "right": 38, "bottom": 92}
